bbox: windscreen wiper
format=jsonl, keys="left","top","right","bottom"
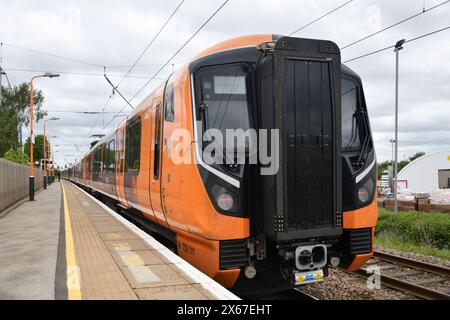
{"left": 355, "top": 109, "right": 370, "bottom": 168}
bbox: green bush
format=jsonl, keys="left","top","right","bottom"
{"left": 376, "top": 209, "right": 450, "bottom": 250}
{"left": 3, "top": 147, "right": 30, "bottom": 165}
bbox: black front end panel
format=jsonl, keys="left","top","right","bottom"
{"left": 258, "top": 37, "right": 343, "bottom": 242}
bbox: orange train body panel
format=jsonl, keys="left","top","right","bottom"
{"left": 344, "top": 197, "right": 378, "bottom": 271}
{"left": 175, "top": 230, "right": 240, "bottom": 287}
{"left": 346, "top": 253, "right": 373, "bottom": 272}
{"left": 343, "top": 195, "right": 378, "bottom": 230}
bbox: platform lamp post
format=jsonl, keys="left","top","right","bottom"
{"left": 393, "top": 39, "right": 405, "bottom": 213}
{"left": 47, "top": 138, "right": 51, "bottom": 186}
{"left": 43, "top": 118, "right": 59, "bottom": 189}
{"left": 29, "top": 73, "right": 59, "bottom": 201}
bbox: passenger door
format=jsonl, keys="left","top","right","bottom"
{"left": 116, "top": 125, "right": 128, "bottom": 206}
{"left": 149, "top": 97, "right": 169, "bottom": 227}
{"left": 160, "top": 83, "right": 185, "bottom": 230}
{"left": 124, "top": 116, "right": 141, "bottom": 206}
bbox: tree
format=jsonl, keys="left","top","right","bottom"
{"left": 377, "top": 160, "right": 391, "bottom": 180}
{"left": 0, "top": 106, "right": 19, "bottom": 156}
{"left": 409, "top": 151, "right": 425, "bottom": 162}
{"left": 397, "top": 159, "right": 410, "bottom": 173}
{"left": 377, "top": 151, "right": 426, "bottom": 179}
{"left": 3, "top": 147, "right": 30, "bottom": 165}
{"left": 0, "top": 83, "right": 46, "bottom": 157}
{"left": 23, "top": 134, "right": 48, "bottom": 165}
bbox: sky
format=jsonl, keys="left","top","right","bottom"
{"left": 0, "top": 0, "right": 449, "bottom": 167}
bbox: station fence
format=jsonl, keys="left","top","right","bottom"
{"left": 0, "top": 158, "right": 44, "bottom": 213}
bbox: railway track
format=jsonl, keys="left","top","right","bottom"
{"left": 355, "top": 250, "right": 450, "bottom": 300}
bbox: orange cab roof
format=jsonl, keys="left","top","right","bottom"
{"left": 195, "top": 34, "right": 273, "bottom": 60}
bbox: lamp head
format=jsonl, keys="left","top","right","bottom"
{"left": 44, "top": 73, "right": 60, "bottom": 78}
{"left": 394, "top": 39, "right": 405, "bottom": 51}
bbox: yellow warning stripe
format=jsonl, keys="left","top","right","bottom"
{"left": 61, "top": 183, "right": 82, "bottom": 300}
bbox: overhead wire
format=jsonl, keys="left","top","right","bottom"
{"left": 3, "top": 67, "right": 164, "bottom": 80}
{"left": 102, "top": 0, "right": 230, "bottom": 131}
{"left": 42, "top": 109, "right": 127, "bottom": 115}
{"left": 289, "top": 0, "right": 355, "bottom": 36}
{"left": 341, "top": 0, "right": 450, "bottom": 50}
{"left": 344, "top": 25, "right": 450, "bottom": 63}
{"left": 114, "top": 0, "right": 185, "bottom": 90}
{"left": 1, "top": 43, "right": 103, "bottom": 68}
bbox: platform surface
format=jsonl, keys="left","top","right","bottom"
{"left": 0, "top": 180, "right": 238, "bottom": 300}
{"left": 0, "top": 183, "right": 61, "bottom": 299}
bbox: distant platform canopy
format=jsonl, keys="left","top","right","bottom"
{"left": 397, "top": 150, "right": 450, "bottom": 193}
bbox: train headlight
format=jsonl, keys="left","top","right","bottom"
{"left": 358, "top": 187, "right": 370, "bottom": 203}
{"left": 211, "top": 184, "right": 237, "bottom": 212}
{"left": 217, "top": 193, "right": 234, "bottom": 211}
{"left": 358, "top": 177, "right": 374, "bottom": 204}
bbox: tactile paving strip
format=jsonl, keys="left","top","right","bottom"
{"left": 62, "top": 181, "right": 216, "bottom": 300}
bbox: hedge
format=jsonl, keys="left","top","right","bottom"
{"left": 376, "top": 209, "right": 450, "bottom": 250}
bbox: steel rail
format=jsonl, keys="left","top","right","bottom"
{"left": 293, "top": 288, "right": 320, "bottom": 300}
{"left": 355, "top": 268, "right": 450, "bottom": 300}
{"left": 373, "top": 251, "right": 450, "bottom": 276}
{"left": 351, "top": 250, "right": 450, "bottom": 300}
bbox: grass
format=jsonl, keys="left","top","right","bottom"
{"left": 375, "top": 208, "right": 450, "bottom": 260}
{"left": 375, "top": 233, "right": 450, "bottom": 260}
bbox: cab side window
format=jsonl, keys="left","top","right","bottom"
{"left": 154, "top": 104, "right": 162, "bottom": 179}
{"left": 165, "top": 84, "right": 174, "bottom": 122}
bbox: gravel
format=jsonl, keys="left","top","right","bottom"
{"left": 374, "top": 245, "right": 450, "bottom": 268}
{"left": 299, "top": 268, "right": 414, "bottom": 300}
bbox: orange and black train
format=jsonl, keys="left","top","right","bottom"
{"left": 63, "top": 35, "right": 378, "bottom": 294}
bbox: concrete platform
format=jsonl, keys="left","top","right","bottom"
{"left": 0, "top": 180, "right": 239, "bottom": 300}
{"left": 0, "top": 182, "right": 61, "bottom": 299}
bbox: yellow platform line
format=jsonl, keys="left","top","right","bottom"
{"left": 61, "top": 183, "right": 82, "bottom": 300}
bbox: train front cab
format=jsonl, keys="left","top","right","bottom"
{"left": 184, "top": 35, "right": 377, "bottom": 294}
{"left": 337, "top": 64, "right": 378, "bottom": 272}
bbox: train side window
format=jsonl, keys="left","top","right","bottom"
{"left": 117, "top": 129, "right": 125, "bottom": 173}
{"left": 108, "top": 139, "right": 116, "bottom": 173}
{"left": 103, "top": 140, "right": 114, "bottom": 173}
{"left": 164, "top": 84, "right": 174, "bottom": 122}
{"left": 93, "top": 147, "right": 101, "bottom": 175}
{"left": 154, "top": 103, "right": 162, "bottom": 179}
{"left": 86, "top": 157, "right": 90, "bottom": 177}
{"left": 103, "top": 144, "right": 108, "bottom": 173}
{"left": 126, "top": 117, "right": 142, "bottom": 172}
{"left": 100, "top": 146, "right": 104, "bottom": 174}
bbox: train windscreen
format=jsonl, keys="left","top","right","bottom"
{"left": 341, "top": 77, "right": 362, "bottom": 152}
{"left": 196, "top": 63, "right": 252, "bottom": 157}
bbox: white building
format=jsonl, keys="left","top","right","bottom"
{"left": 397, "top": 150, "right": 450, "bottom": 193}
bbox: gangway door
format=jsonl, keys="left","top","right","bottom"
{"left": 259, "top": 37, "right": 343, "bottom": 241}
